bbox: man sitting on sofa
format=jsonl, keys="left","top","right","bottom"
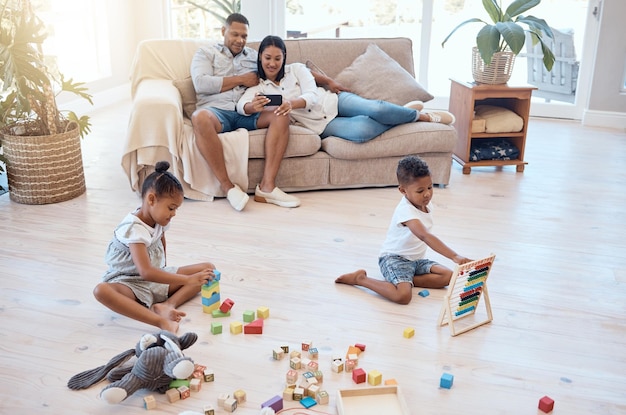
{"left": 190, "top": 13, "right": 299, "bottom": 211}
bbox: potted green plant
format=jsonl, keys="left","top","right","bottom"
{"left": 441, "top": 0, "right": 556, "bottom": 84}
{"left": 0, "top": 0, "right": 93, "bottom": 204}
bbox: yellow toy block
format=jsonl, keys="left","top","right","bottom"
{"left": 403, "top": 327, "right": 415, "bottom": 338}
{"left": 257, "top": 306, "right": 270, "bottom": 319}
{"left": 233, "top": 389, "right": 246, "bottom": 404}
{"left": 230, "top": 321, "right": 243, "bottom": 334}
{"left": 384, "top": 378, "right": 398, "bottom": 385}
{"left": 368, "top": 370, "right": 382, "bottom": 386}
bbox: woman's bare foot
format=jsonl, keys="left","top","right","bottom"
{"left": 335, "top": 269, "right": 367, "bottom": 285}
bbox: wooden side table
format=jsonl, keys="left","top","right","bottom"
{"left": 448, "top": 79, "right": 536, "bottom": 174}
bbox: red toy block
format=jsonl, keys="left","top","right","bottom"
{"left": 243, "top": 318, "right": 264, "bottom": 334}
{"left": 219, "top": 298, "right": 235, "bottom": 313}
{"left": 354, "top": 343, "right": 366, "bottom": 352}
{"left": 352, "top": 368, "right": 366, "bottom": 384}
{"left": 538, "top": 395, "right": 554, "bottom": 413}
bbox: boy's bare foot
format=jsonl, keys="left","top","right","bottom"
{"left": 152, "top": 303, "right": 186, "bottom": 322}
{"left": 335, "top": 269, "right": 367, "bottom": 285}
{"left": 159, "top": 319, "right": 180, "bottom": 333}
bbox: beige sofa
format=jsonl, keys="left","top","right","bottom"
{"left": 122, "top": 37, "right": 457, "bottom": 201}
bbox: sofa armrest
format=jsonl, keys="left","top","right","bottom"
{"left": 122, "top": 79, "right": 185, "bottom": 192}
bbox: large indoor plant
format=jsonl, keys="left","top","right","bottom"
{"left": 0, "top": 0, "right": 93, "bottom": 203}
{"left": 441, "top": 0, "right": 556, "bottom": 84}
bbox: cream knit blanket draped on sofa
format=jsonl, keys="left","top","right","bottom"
{"left": 121, "top": 39, "right": 249, "bottom": 201}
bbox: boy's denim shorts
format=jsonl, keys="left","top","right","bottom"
{"left": 378, "top": 254, "right": 439, "bottom": 286}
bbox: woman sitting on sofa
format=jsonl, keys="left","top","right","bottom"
{"left": 236, "top": 35, "right": 454, "bottom": 144}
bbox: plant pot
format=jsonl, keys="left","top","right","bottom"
{"left": 472, "top": 47, "right": 516, "bottom": 85}
{"left": 1, "top": 121, "right": 86, "bottom": 204}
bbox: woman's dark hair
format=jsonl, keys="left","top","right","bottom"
{"left": 257, "top": 35, "right": 287, "bottom": 82}
{"left": 141, "top": 161, "right": 183, "bottom": 198}
{"left": 396, "top": 155, "right": 431, "bottom": 186}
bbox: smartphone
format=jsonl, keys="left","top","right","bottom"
{"left": 263, "top": 94, "right": 283, "bottom": 106}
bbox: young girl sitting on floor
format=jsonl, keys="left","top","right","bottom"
{"left": 93, "top": 161, "right": 216, "bottom": 333}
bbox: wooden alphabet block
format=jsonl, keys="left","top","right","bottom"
{"left": 165, "top": 387, "right": 180, "bottom": 403}
{"left": 143, "top": 395, "right": 157, "bottom": 410}
{"left": 203, "top": 404, "right": 216, "bottom": 415}
{"left": 190, "top": 378, "right": 202, "bottom": 392}
{"left": 203, "top": 368, "right": 215, "bottom": 382}
{"left": 233, "top": 389, "right": 246, "bottom": 404}
{"left": 178, "top": 385, "right": 190, "bottom": 399}
{"left": 223, "top": 397, "right": 237, "bottom": 412}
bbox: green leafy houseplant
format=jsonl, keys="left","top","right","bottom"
{"left": 442, "top": 0, "right": 556, "bottom": 72}
{"left": 0, "top": 0, "right": 93, "bottom": 198}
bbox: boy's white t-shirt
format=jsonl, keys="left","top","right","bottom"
{"left": 379, "top": 197, "right": 434, "bottom": 261}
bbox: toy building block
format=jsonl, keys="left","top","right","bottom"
{"left": 313, "top": 370, "right": 324, "bottom": 383}
{"left": 193, "top": 364, "right": 207, "bottom": 379}
{"left": 230, "top": 321, "right": 243, "bottom": 334}
{"left": 257, "top": 306, "right": 270, "bottom": 319}
{"left": 286, "top": 369, "right": 298, "bottom": 384}
{"left": 301, "top": 341, "right": 313, "bottom": 351}
{"left": 440, "top": 373, "right": 454, "bottom": 389}
{"left": 352, "top": 368, "right": 366, "bottom": 384}
{"left": 169, "top": 379, "right": 190, "bottom": 389}
{"left": 243, "top": 318, "right": 263, "bottom": 334}
{"left": 213, "top": 269, "right": 221, "bottom": 280}
{"left": 262, "top": 395, "right": 284, "bottom": 412}
{"left": 368, "top": 370, "right": 382, "bottom": 386}
{"left": 201, "top": 279, "right": 221, "bottom": 313}
{"left": 190, "top": 377, "right": 202, "bottom": 392}
{"left": 211, "top": 322, "right": 223, "bottom": 335}
{"left": 233, "top": 389, "right": 246, "bottom": 404}
{"left": 283, "top": 387, "right": 294, "bottom": 401}
{"left": 223, "top": 397, "right": 238, "bottom": 413}
{"left": 384, "top": 378, "right": 398, "bottom": 385}
{"left": 204, "top": 369, "right": 215, "bottom": 382}
{"left": 281, "top": 345, "right": 290, "bottom": 353}
{"left": 300, "top": 396, "right": 317, "bottom": 409}
{"left": 403, "top": 327, "right": 415, "bottom": 338}
{"left": 143, "top": 395, "right": 157, "bottom": 410}
{"left": 301, "top": 357, "right": 312, "bottom": 368}
{"left": 178, "top": 385, "right": 190, "bottom": 399}
{"left": 307, "top": 360, "right": 319, "bottom": 371}
{"left": 345, "top": 359, "right": 356, "bottom": 373}
{"left": 347, "top": 353, "right": 359, "bottom": 363}
{"left": 273, "top": 348, "right": 285, "bottom": 360}
{"left": 212, "top": 309, "right": 231, "bottom": 318}
{"left": 203, "top": 404, "right": 216, "bottom": 415}
{"left": 293, "top": 387, "right": 304, "bottom": 401}
{"left": 290, "top": 350, "right": 301, "bottom": 359}
{"left": 243, "top": 310, "right": 255, "bottom": 322}
{"left": 538, "top": 395, "right": 555, "bottom": 413}
{"left": 165, "top": 387, "right": 180, "bottom": 403}
{"left": 217, "top": 393, "right": 230, "bottom": 407}
{"left": 331, "top": 360, "right": 344, "bottom": 373}
{"left": 316, "top": 390, "right": 329, "bottom": 405}
{"left": 418, "top": 289, "right": 430, "bottom": 297}
{"left": 220, "top": 298, "right": 235, "bottom": 313}
{"left": 346, "top": 345, "right": 361, "bottom": 357}
{"left": 355, "top": 343, "right": 366, "bottom": 352}
{"left": 307, "top": 384, "right": 320, "bottom": 398}
{"left": 308, "top": 347, "right": 319, "bottom": 359}
{"left": 290, "top": 357, "right": 301, "bottom": 370}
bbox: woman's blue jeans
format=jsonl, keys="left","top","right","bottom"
{"left": 320, "top": 92, "right": 418, "bottom": 143}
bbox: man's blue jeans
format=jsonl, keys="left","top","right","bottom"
{"left": 321, "top": 92, "right": 418, "bottom": 143}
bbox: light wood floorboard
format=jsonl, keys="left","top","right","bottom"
{"left": 1, "top": 101, "right": 625, "bottom": 415}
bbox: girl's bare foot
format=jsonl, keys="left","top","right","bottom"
{"left": 335, "top": 269, "right": 367, "bottom": 285}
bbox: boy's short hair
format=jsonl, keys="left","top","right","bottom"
{"left": 396, "top": 155, "right": 431, "bottom": 185}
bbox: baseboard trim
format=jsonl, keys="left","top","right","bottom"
{"left": 582, "top": 109, "right": 626, "bottom": 131}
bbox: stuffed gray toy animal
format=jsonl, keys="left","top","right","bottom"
{"left": 68, "top": 330, "right": 197, "bottom": 404}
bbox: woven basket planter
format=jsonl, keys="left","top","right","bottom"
{"left": 1, "top": 121, "right": 86, "bottom": 204}
{"left": 472, "top": 47, "right": 516, "bottom": 84}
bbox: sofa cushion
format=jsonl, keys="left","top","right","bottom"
{"left": 173, "top": 77, "right": 197, "bottom": 119}
{"left": 248, "top": 125, "right": 321, "bottom": 159}
{"left": 321, "top": 123, "right": 456, "bottom": 160}
{"left": 334, "top": 43, "right": 434, "bottom": 105}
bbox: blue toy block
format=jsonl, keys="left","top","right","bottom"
{"left": 440, "top": 372, "right": 454, "bottom": 389}
{"left": 213, "top": 269, "right": 221, "bottom": 281}
{"left": 300, "top": 396, "right": 317, "bottom": 409}
{"left": 418, "top": 289, "right": 430, "bottom": 297}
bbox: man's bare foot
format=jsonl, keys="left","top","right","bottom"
{"left": 335, "top": 269, "right": 367, "bottom": 285}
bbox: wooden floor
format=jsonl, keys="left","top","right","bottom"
{"left": 1, "top": 101, "right": 625, "bottom": 415}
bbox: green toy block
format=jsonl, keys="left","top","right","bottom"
{"left": 169, "top": 379, "right": 190, "bottom": 389}
{"left": 211, "top": 322, "right": 223, "bottom": 334}
{"left": 212, "top": 309, "right": 231, "bottom": 318}
{"left": 243, "top": 310, "right": 255, "bottom": 322}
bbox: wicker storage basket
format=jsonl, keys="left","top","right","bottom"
{"left": 1, "top": 121, "right": 86, "bottom": 204}
{"left": 472, "top": 47, "right": 516, "bottom": 84}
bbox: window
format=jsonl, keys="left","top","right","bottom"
{"left": 169, "top": 0, "right": 239, "bottom": 39}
